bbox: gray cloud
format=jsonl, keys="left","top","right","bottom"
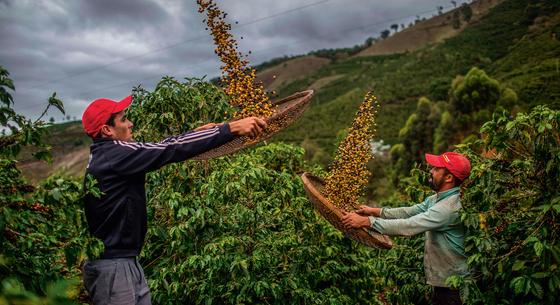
{"left": 0, "top": 0, "right": 454, "bottom": 121}
{"left": 77, "top": 0, "right": 169, "bottom": 25}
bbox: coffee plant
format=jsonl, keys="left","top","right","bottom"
{"left": 1, "top": 65, "right": 87, "bottom": 304}
{"left": 2, "top": 63, "right": 559, "bottom": 304}
{"left": 384, "top": 105, "right": 560, "bottom": 304}
{"left": 127, "top": 77, "right": 394, "bottom": 304}
{"left": 454, "top": 106, "right": 560, "bottom": 305}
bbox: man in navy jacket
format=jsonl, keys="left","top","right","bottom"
{"left": 81, "top": 95, "right": 266, "bottom": 305}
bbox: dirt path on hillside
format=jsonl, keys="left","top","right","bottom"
{"left": 18, "top": 146, "right": 90, "bottom": 184}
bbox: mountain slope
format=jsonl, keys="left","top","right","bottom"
{"left": 272, "top": 0, "right": 560, "bottom": 158}
{"left": 254, "top": 0, "right": 502, "bottom": 84}
{"left": 17, "top": 0, "right": 560, "bottom": 181}
{"left": 256, "top": 55, "right": 331, "bottom": 91}
{"left": 357, "top": 0, "right": 504, "bottom": 57}
{"left": 17, "top": 121, "right": 91, "bottom": 183}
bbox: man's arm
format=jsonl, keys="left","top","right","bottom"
{"left": 355, "top": 198, "right": 431, "bottom": 219}
{"left": 109, "top": 124, "right": 233, "bottom": 174}
{"left": 369, "top": 202, "right": 454, "bottom": 236}
{"left": 343, "top": 201, "right": 453, "bottom": 236}
{"left": 108, "top": 117, "right": 266, "bottom": 175}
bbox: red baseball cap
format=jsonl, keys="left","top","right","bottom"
{"left": 425, "top": 152, "right": 471, "bottom": 181}
{"left": 82, "top": 95, "right": 133, "bottom": 137}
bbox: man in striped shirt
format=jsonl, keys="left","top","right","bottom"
{"left": 81, "top": 95, "right": 266, "bottom": 305}
{"left": 342, "top": 152, "right": 471, "bottom": 305}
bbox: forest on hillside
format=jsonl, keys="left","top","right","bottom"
{"left": 274, "top": 0, "right": 560, "bottom": 159}
{"left": 1, "top": 0, "right": 560, "bottom": 304}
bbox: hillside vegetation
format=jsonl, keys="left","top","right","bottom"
{"left": 3, "top": 65, "right": 560, "bottom": 304}
{"left": 271, "top": 0, "right": 560, "bottom": 161}
{"left": 6, "top": 6, "right": 559, "bottom": 303}
{"left": 18, "top": 0, "right": 560, "bottom": 181}
{"left": 17, "top": 122, "right": 91, "bottom": 183}
{"left": 3, "top": 0, "right": 560, "bottom": 298}
{"left": 255, "top": 56, "right": 331, "bottom": 91}
{"left": 356, "top": 0, "right": 504, "bottom": 56}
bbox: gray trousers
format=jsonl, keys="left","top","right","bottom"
{"left": 83, "top": 258, "right": 151, "bottom": 305}
{"left": 432, "top": 286, "right": 462, "bottom": 305}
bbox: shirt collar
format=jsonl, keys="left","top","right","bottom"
{"left": 436, "top": 187, "right": 460, "bottom": 202}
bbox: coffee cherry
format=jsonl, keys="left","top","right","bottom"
{"left": 198, "top": 0, "right": 276, "bottom": 123}
{"left": 323, "top": 92, "right": 379, "bottom": 211}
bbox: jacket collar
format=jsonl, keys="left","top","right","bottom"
{"left": 93, "top": 137, "right": 114, "bottom": 143}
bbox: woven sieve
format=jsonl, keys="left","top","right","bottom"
{"left": 191, "top": 90, "right": 314, "bottom": 161}
{"left": 301, "top": 172, "right": 393, "bottom": 249}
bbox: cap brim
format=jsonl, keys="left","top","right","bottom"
{"left": 112, "top": 95, "right": 133, "bottom": 113}
{"left": 425, "top": 153, "right": 445, "bottom": 167}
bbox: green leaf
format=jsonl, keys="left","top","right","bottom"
{"left": 534, "top": 242, "right": 544, "bottom": 257}
{"left": 52, "top": 188, "right": 62, "bottom": 201}
{"left": 524, "top": 236, "right": 538, "bottom": 244}
{"left": 530, "top": 280, "right": 543, "bottom": 299}
{"left": 48, "top": 92, "right": 65, "bottom": 115}
{"left": 32, "top": 150, "right": 52, "bottom": 163}
{"left": 512, "top": 260, "right": 525, "bottom": 271}
{"left": 549, "top": 275, "right": 560, "bottom": 291}
{"left": 531, "top": 272, "right": 549, "bottom": 279}
{"left": 511, "top": 276, "right": 526, "bottom": 295}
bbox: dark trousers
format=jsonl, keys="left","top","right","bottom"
{"left": 83, "top": 258, "right": 151, "bottom": 305}
{"left": 432, "top": 286, "right": 462, "bottom": 305}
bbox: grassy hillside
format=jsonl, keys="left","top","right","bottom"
{"left": 255, "top": 55, "right": 331, "bottom": 91}
{"left": 489, "top": 13, "right": 560, "bottom": 108}
{"left": 18, "top": 121, "right": 90, "bottom": 183}
{"left": 255, "top": 0, "right": 503, "bottom": 93}
{"left": 17, "top": 0, "right": 560, "bottom": 182}
{"left": 356, "top": 0, "right": 504, "bottom": 56}
{"left": 272, "top": 0, "right": 560, "bottom": 159}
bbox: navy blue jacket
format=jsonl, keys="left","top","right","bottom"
{"left": 84, "top": 124, "right": 234, "bottom": 258}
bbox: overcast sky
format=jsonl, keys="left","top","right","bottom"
{"left": 0, "top": 0, "right": 459, "bottom": 122}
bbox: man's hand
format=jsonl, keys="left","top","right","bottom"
{"left": 229, "top": 117, "right": 267, "bottom": 137}
{"left": 342, "top": 212, "right": 371, "bottom": 230}
{"left": 355, "top": 205, "right": 382, "bottom": 217}
{"left": 194, "top": 122, "right": 222, "bottom": 132}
